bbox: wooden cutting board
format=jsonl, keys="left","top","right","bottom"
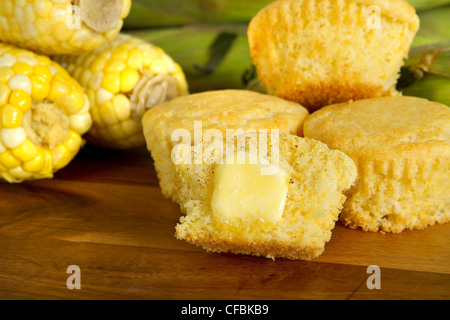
{"left": 0, "top": 145, "right": 448, "bottom": 300}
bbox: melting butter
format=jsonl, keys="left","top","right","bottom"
{"left": 211, "top": 151, "right": 289, "bottom": 222}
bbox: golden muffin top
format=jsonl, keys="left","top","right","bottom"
{"left": 142, "top": 90, "right": 310, "bottom": 138}
{"left": 303, "top": 96, "right": 450, "bottom": 160}
{"left": 255, "top": 0, "right": 419, "bottom": 27}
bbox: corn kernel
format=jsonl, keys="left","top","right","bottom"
{"left": 112, "top": 94, "right": 131, "bottom": 122}
{"left": 34, "top": 65, "right": 53, "bottom": 81}
{"left": 12, "top": 61, "right": 33, "bottom": 75}
{"left": 0, "top": 140, "right": 6, "bottom": 154}
{"left": 33, "top": 0, "right": 52, "bottom": 18}
{"left": 55, "top": 90, "right": 84, "bottom": 115}
{"left": 47, "top": 73, "right": 70, "bottom": 102}
{"left": 79, "top": 69, "right": 92, "bottom": 87}
{"left": 107, "top": 123, "right": 126, "bottom": 141}
{"left": 8, "top": 74, "right": 32, "bottom": 95}
{"left": 17, "top": 54, "right": 40, "bottom": 67}
{"left": 9, "top": 166, "right": 33, "bottom": 180}
{"left": 2, "top": 0, "right": 13, "bottom": 17}
{"left": 69, "top": 90, "right": 85, "bottom": 113}
{"left": 121, "top": 118, "right": 139, "bottom": 136}
{"left": 90, "top": 57, "right": 108, "bottom": 73}
{"left": 89, "top": 72, "right": 103, "bottom": 91}
{"left": 101, "top": 72, "right": 120, "bottom": 94}
{"left": 1, "top": 104, "right": 23, "bottom": 129}
{"left": 96, "top": 88, "right": 114, "bottom": 105}
{"left": 127, "top": 49, "right": 144, "bottom": 70}
{"left": 119, "top": 68, "right": 140, "bottom": 93}
{"left": 105, "top": 59, "right": 126, "bottom": 73}
{"left": 111, "top": 47, "right": 129, "bottom": 61}
{"left": 23, "top": 148, "right": 45, "bottom": 173}
{"left": 99, "top": 101, "right": 119, "bottom": 126}
{"left": 11, "top": 139, "right": 37, "bottom": 162}
{"left": 0, "top": 83, "right": 11, "bottom": 105}
{"left": 0, "top": 151, "right": 21, "bottom": 169}
{"left": 34, "top": 17, "right": 53, "bottom": 36}
{"left": 52, "top": 144, "right": 73, "bottom": 171}
{"left": 0, "top": 53, "right": 17, "bottom": 67}
{"left": 0, "top": 127, "right": 26, "bottom": 148}
{"left": 69, "top": 113, "right": 92, "bottom": 135}
{"left": 30, "top": 75, "right": 50, "bottom": 101}
{"left": 0, "top": 67, "right": 15, "bottom": 83}
{"left": 90, "top": 105, "right": 103, "bottom": 126}
{"left": 9, "top": 89, "right": 32, "bottom": 113}
{"left": 68, "top": 28, "right": 91, "bottom": 48}
{"left": 52, "top": 22, "right": 75, "bottom": 42}
{"left": 64, "top": 130, "right": 83, "bottom": 153}
{"left": 151, "top": 59, "right": 169, "bottom": 74}
{"left": 35, "top": 55, "right": 52, "bottom": 67}
{"left": 22, "top": 3, "right": 36, "bottom": 24}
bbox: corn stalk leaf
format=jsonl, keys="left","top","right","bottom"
{"left": 194, "top": 32, "right": 238, "bottom": 74}
{"left": 407, "top": 0, "right": 450, "bottom": 11}
{"left": 401, "top": 74, "right": 450, "bottom": 106}
{"left": 125, "top": 25, "right": 252, "bottom": 93}
{"left": 124, "top": 0, "right": 273, "bottom": 28}
{"left": 412, "top": 5, "right": 450, "bottom": 46}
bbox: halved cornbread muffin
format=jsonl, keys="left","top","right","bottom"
{"left": 173, "top": 133, "right": 357, "bottom": 260}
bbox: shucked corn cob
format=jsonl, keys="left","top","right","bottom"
{"left": 0, "top": 0, "right": 131, "bottom": 55}
{"left": 54, "top": 34, "right": 189, "bottom": 149}
{"left": 0, "top": 43, "right": 92, "bottom": 183}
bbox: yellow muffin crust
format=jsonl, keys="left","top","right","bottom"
{"left": 248, "top": 0, "right": 419, "bottom": 112}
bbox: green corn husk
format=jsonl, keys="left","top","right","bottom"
{"left": 408, "top": 0, "right": 450, "bottom": 11}
{"left": 124, "top": 0, "right": 450, "bottom": 29}
{"left": 402, "top": 74, "right": 450, "bottom": 106}
{"left": 124, "top": 0, "right": 273, "bottom": 28}
{"left": 412, "top": 5, "right": 450, "bottom": 46}
{"left": 400, "top": 44, "right": 450, "bottom": 106}
{"left": 399, "top": 4, "right": 450, "bottom": 107}
{"left": 124, "top": 0, "right": 450, "bottom": 30}
{"left": 127, "top": 25, "right": 253, "bottom": 93}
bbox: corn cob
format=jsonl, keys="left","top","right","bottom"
{"left": 0, "top": 0, "right": 131, "bottom": 56}
{"left": 54, "top": 34, "right": 189, "bottom": 149}
{"left": 0, "top": 44, "right": 92, "bottom": 183}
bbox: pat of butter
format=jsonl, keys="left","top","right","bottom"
{"left": 211, "top": 151, "right": 289, "bottom": 223}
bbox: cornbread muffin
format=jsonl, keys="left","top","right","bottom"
{"left": 142, "top": 90, "right": 309, "bottom": 202}
{"left": 173, "top": 133, "right": 357, "bottom": 260}
{"left": 248, "top": 0, "right": 420, "bottom": 112}
{"left": 303, "top": 96, "right": 450, "bottom": 233}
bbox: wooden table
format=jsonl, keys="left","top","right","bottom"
{"left": 0, "top": 145, "right": 449, "bottom": 300}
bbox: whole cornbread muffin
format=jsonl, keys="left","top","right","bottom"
{"left": 248, "top": 0, "right": 420, "bottom": 112}
{"left": 174, "top": 133, "right": 357, "bottom": 260}
{"left": 303, "top": 96, "right": 450, "bottom": 233}
{"left": 142, "top": 90, "right": 309, "bottom": 203}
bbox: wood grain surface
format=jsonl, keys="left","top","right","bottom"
{"left": 0, "top": 145, "right": 449, "bottom": 300}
